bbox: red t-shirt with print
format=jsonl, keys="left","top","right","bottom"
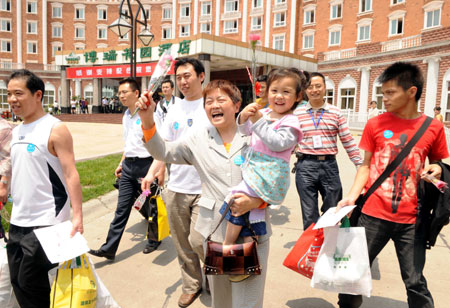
{"left": 359, "top": 113, "right": 449, "bottom": 224}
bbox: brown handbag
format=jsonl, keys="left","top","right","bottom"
{"left": 203, "top": 199, "right": 262, "bottom": 276}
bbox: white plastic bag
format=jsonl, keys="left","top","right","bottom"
{"left": 0, "top": 242, "right": 19, "bottom": 308}
{"left": 311, "top": 226, "right": 372, "bottom": 297}
{"left": 85, "top": 256, "right": 121, "bottom": 308}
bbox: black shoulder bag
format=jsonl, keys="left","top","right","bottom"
{"left": 349, "top": 116, "right": 432, "bottom": 226}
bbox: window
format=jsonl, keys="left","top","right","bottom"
{"left": 141, "top": 7, "right": 150, "bottom": 20}
{"left": 201, "top": 2, "right": 211, "bottom": 16}
{"left": 358, "top": 25, "right": 370, "bottom": 41}
{"left": 445, "top": 82, "right": 450, "bottom": 121}
{"left": 274, "top": 12, "right": 286, "bottom": 27}
{"left": 75, "top": 7, "right": 85, "bottom": 20}
{"left": 225, "top": 0, "right": 238, "bottom": 12}
{"left": 224, "top": 20, "right": 238, "bottom": 33}
{"left": 52, "top": 24, "right": 62, "bottom": 38}
{"left": 251, "top": 16, "right": 262, "bottom": 30}
{"left": 304, "top": 8, "right": 315, "bottom": 25}
{"left": 0, "top": 39, "right": 11, "bottom": 52}
{"left": 391, "top": 0, "right": 404, "bottom": 4}
{"left": 252, "top": 0, "right": 262, "bottom": 8}
{"left": 52, "top": 6, "right": 62, "bottom": 18}
{"left": 52, "top": 44, "right": 62, "bottom": 57}
{"left": 74, "top": 43, "right": 85, "bottom": 50}
{"left": 27, "top": 41, "right": 37, "bottom": 54}
{"left": 390, "top": 17, "right": 403, "bottom": 35}
{"left": 43, "top": 90, "right": 55, "bottom": 111}
{"left": 200, "top": 23, "right": 211, "bottom": 34}
{"left": 163, "top": 7, "right": 172, "bottom": 19}
{"left": 275, "top": 0, "right": 286, "bottom": 4}
{"left": 98, "top": 8, "right": 107, "bottom": 20}
{"left": 75, "top": 25, "right": 85, "bottom": 39}
{"left": 425, "top": 9, "right": 441, "bottom": 29}
{"left": 180, "top": 25, "right": 190, "bottom": 37}
{"left": 331, "top": 4, "right": 342, "bottom": 19}
{"left": 340, "top": 88, "right": 355, "bottom": 110}
{"left": 0, "top": 81, "right": 8, "bottom": 110}
{"left": 375, "top": 85, "right": 384, "bottom": 110}
{"left": 27, "top": 21, "right": 37, "bottom": 34}
{"left": 360, "top": 0, "right": 372, "bottom": 13}
{"left": 325, "top": 88, "right": 334, "bottom": 105}
{"left": 98, "top": 27, "right": 107, "bottom": 39}
{"left": 27, "top": 1, "right": 37, "bottom": 14}
{"left": 329, "top": 29, "right": 341, "bottom": 46}
{"left": 0, "top": 19, "right": 11, "bottom": 32}
{"left": 0, "top": 0, "right": 11, "bottom": 12}
{"left": 273, "top": 35, "right": 285, "bottom": 51}
{"left": 303, "top": 33, "right": 314, "bottom": 49}
{"left": 162, "top": 27, "right": 171, "bottom": 39}
{"left": 180, "top": 4, "right": 190, "bottom": 17}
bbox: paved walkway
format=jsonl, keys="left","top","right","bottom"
{"left": 65, "top": 121, "right": 450, "bottom": 308}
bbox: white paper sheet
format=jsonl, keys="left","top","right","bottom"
{"left": 313, "top": 205, "right": 356, "bottom": 230}
{"left": 34, "top": 221, "right": 89, "bottom": 264}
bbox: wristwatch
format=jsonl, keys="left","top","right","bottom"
{"left": 0, "top": 180, "right": 8, "bottom": 185}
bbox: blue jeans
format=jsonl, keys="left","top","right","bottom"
{"left": 338, "top": 214, "right": 434, "bottom": 308}
{"left": 295, "top": 158, "right": 342, "bottom": 230}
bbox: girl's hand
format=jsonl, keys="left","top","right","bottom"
{"left": 239, "top": 103, "right": 259, "bottom": 124}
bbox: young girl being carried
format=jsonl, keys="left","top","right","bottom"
{"left": 220, "top": 68, "right": 306, "bottom": 281}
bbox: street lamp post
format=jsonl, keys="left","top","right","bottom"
{"left": 108, "top": 0, "right": 154, "bottom": 79}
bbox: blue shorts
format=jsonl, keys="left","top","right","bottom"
{"left": 219, "top": 201, "right": 267, "bottom": 236}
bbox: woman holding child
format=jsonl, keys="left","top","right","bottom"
{"left": 137, "top": 69, "right": 305, "bottom": 307}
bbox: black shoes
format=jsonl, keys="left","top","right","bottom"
{"left": 143, "top": 240, "right": 161, "bottom": 254}
{"left": 88, "top": 249, "right": 115, "bottom": 261}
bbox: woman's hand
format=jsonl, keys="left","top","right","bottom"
{"left": 230, "top": 192, "right": 263, "bottom": 216}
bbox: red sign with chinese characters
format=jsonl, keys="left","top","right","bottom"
{"left": 66, "top": 62, "right": 175, "bottom": 79}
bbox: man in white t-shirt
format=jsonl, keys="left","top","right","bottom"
{"left": 89, "top": 78, "right": 164, "bottom": 260}
{"left": 7, "top": 69, "right": 83, "bottom": 308}
{"left": 142, "top": 58, "right": 209, "bottom": 308}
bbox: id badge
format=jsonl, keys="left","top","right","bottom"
{"left": 312, "top": 135, "right": 323, "bottom": 149}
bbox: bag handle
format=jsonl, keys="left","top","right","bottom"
{"left": 206, "top": 198, "right": 258, "bottom": 243}
{"left": 360, "top": 116, "right": 433, "bottom": 204}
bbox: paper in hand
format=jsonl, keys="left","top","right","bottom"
{"left": 34, "top": 220, "right": 90, "bottom": 263}
{"left": 313, "top": 205, "right": 356, "bottom": 230}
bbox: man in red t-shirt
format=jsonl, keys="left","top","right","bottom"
{"left": 337, "top": 62, "right": 448, "bottom": 308}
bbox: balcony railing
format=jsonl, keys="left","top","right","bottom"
{"left": 0, "top": 62, "right": 60, "bottom": 71}
{"left": 323, "top": 48, "right": 356, "bottom": 61}
{"left": 381, "top": 35, "right": 421, "bottom": 52}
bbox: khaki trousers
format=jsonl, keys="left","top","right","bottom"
{"left": 163, "top": 189, "right": 204, "bottom": 294}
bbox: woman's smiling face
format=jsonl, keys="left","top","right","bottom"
{"left": 204, "top": 88, "right": 240, "bottom": 129}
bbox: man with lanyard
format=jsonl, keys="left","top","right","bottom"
{"left": 141, "top": 58, "right": 210, "bottom": 308}
{"left": 293, "top": 72, "right": 362, "bottom": 230}
{"left": 336, "top": 62, "right": 448, "bottom": 308}
{"left": 154, "top": 79, "right": 178, "bottom": 130}
{"left": 89, "top": 78, "right": 164, "bottom": 260}
{"left": 6, "top": 69, "right": 83, "bottom": 307}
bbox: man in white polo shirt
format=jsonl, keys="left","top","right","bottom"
{"left": 143, "top": 57, "right": 210, "bottom": 308}
{"left": 89, "top": 78, "right": 164, "bottom": 260}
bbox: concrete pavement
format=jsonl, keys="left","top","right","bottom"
{"left": 65, "top": 122, "right": 450, "bottom": 308}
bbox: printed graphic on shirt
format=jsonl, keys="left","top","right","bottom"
{"left": 27, "top": 144, "right": 36, "bottom": 153}
{"left": 187, "top": 119, "right": 193, "bottom": 127}
{"left": 136, "top": 119, "right": 141, "bottom": 125}
{"left": 371, "top": 135, "right": 424, "bottom": 214}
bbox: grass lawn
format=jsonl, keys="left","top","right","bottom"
{"left": 1, "top": 153, "right": 122, "bottom": 232}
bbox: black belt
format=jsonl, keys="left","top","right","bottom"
{"left": 125, "top": 156, "right": 151, "bottom": 161}
{"left": 296, "top": 153, "right": 336, "bottom": 161}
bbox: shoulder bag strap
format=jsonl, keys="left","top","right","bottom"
{"left": 206, "top": 198, "right": 258, "bottom": 242}
{"left": 360, "top": 116, "right": 433, "bottom": 204}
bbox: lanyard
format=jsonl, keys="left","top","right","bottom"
{"left": 308, "top": 109, "right": 324, "bottom": 129}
